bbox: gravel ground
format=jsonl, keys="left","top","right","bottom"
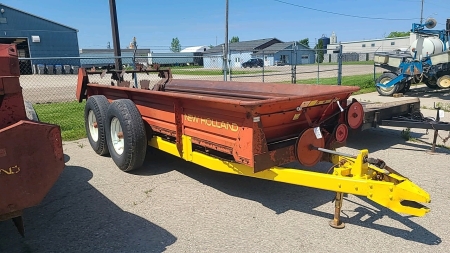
{"left": 0, "top": 130, "right": 448, "bottom": 253}
{"left": 1, "top": 82, "right": 449, "bottom": 253}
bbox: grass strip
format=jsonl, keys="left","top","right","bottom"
{"left": 34, "top": 101, "right": 86, "bottom": 141}
{"left": 296, "top": 73, "right": 376, "bottom": 94}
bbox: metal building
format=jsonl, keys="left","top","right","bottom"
{"left": 79, "top": 48, "right": 151, "bottom": 68}
{"left": 0, "top": 3, "right": 80, "bottom": 74}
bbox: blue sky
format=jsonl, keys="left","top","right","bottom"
{"left": 2, "top": 0, "right": 448, "bottom": 52}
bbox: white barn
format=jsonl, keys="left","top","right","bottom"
{"left": 326, "top": 33, "right": 418, "bottom": 54}
{"left": 181, "top": 46, "right": 208, "bottom": 53}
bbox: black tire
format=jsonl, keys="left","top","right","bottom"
{"left": 424, "top": 77, "right": 440, "bottom": 89}
{"left": 85, "top": 95, "right": 110, "bottom": 156}
{"left": 376, "top": 72, "right": 400, "bottom": 96}
{"left": 398, "top": 80, "right": 411, "bottom": 93}
{"left": 24, "top": 101, "right": 40, "bottom": 122}
{"left": 105, "top": 99, "right": 147, "bottom": 172}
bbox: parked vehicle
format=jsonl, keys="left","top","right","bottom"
{"left": 242, "top": 58, "right": 263, "bottom": 68}
{"left": 374, "top": 18, "right": 450, "bottom": 96}
{"left": 75, "top": 66, "right": 431, "bottom": 229}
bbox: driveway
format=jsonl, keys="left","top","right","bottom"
{"left": 1, "top": 101, "right": 449, "bottom": 252}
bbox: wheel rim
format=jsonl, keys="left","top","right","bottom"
{"left": 437, "top": 75, "right": 450, "bottom": 88}
{"left": 88, "top": 110, "right": 99, "bottom": 142}
{"left": 110, "top": 117, "right": 124, "bottom": 155}
{"left": 379, "top": 77, "right": 396, "bottom": 93}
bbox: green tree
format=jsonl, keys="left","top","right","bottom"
{"left": 230, "top": 36, "right": 239, "bottom": 43}
{"left": 314, "top": 40, "right": 324, "bottom": 63}
{"left": 386, "top": 31, "right": 410, "bottom": 38}
{"left": 170, "top": 37, "right": 181, "bottom": 52}
{"left": 298, "top": 38, "right": 309, "bottom": 48}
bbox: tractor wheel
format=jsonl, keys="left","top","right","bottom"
{"left": 424, "top": 77, "right": 440, "bottom": 89}
{"left": 105, "top": 99, "right": 147, "bottom": 172}
{"left": 376, "top": 72, "right": 400, "bottom": 96}
{"left": 398, "top": 80, "right": 411, "bottom": 93}
{"left": 24, "top": 101, "right": 40, "bottom": 122}
{"left": 85, "top": 95, "right": 110, "bottom": 156}
{"left": 437, "top": 75, "right": 450, "bottom": 88}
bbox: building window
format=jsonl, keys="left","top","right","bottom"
{"left": 235, "top": 58, "right": 240, "bottom": 62}
{"left": 391, "top": 42, "right": 395, "bottom": 45}
{"left": 371, "top": 43, "right": 375, "bottom": 47}
{"left": 301, "top": 55, "right": 309, "bottom": 59}
{"left": 264, "top": 56, "right": 268, "bottom": 61}
{"left": 362, "top": 44, "right": 366, "bottom": 47}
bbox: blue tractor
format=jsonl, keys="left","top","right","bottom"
{"left": 374, "top": 18, "right": 450, "bottom": 96}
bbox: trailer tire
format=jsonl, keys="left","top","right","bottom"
{"left": 376, "top": 72, "right": 400, "bottom": 96}
{"left": 106, "top": 99, "right": 147, "bottom": 172}
{"left": 24, "top": 101, "right": 40, "bottom": 122}
{"left": 85, "top": 95, "right": 110, "bottom": 156}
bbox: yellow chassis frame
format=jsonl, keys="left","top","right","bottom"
{"left": 149, "top": 135, "right": 430, "bottom": 228}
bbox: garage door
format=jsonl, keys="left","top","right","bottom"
{"left": 301, "top": 55, "right": 309, "bottom": 64}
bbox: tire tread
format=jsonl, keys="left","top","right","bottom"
{"left": 85, "top": 95, "right": 110, "bottom": 156}
{"left": 106, "top": 99, "right": 147, "bottom": 172}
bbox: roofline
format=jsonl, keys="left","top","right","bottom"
{"left": 79, "top": 48, "right": 151, "bottom": 50}
{"left": 330, "top": 35, "right": 411, "bottom": 45}
{"left": 0, "top": 2, "right": 79, "bottom": 32}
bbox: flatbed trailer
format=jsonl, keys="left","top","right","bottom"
{"left": 354, "top": 98, "right": 450, "bottom": 151}
{"left": 76, "top": 66, "right": 431, "bottom": 228}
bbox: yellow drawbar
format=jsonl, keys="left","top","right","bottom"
{"left": 149, "top": 135, "right": 430, "bottom": 228}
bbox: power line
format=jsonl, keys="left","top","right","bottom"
{"left": 273, "top": 0, "right": 419, "bottom": 21}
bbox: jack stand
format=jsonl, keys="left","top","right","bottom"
{"left": 329, "top": 192, "right": 345, "bottom": 229}
{"left": 431, "top": 103, "right": 441, "bottom": 153}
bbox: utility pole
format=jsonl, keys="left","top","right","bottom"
{"left": 132, "top": 37, "right": 138, "bottom": 88}
{"left": 315, "top": 38, "right": 319, "bottom": 84}
{"left": 420, "top": 0, "right": 424, "bottom": 24}
{"left": 223, "top": 0, "right": 229, "bottom": 81}
{"left": 109, "top": 0, "right": 122, "bottom": 71}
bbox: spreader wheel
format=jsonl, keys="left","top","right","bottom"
{"left": 346, "top": 101, "right": 364, "bottom": 129}
{"left": 295, "top": 128, "right": 325, "bottom": 167}
{"left": 335, "top": 124, "right": 348, "bottom": 143}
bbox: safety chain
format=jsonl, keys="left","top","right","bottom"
{"left": 429, "top": 123, "right": 450, "bottom": 143}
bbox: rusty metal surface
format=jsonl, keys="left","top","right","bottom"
{"left": 0, "top": 44, "right": 65, "bottom": 235}
{"left": 295, "top": 128, "right": 326, "bottom": 167}
{"left": 163, "top": 79, "right": 359, "bottom": 101}
{"left": 346, "top": 100, "right": 364, "bottom": 129}
{"left": 335, "top": 124, "right": 349, "bottom": 143}
{"left": 0, "top": 44, "right": 20, "bottom": 77}
{"left": 79, "top": 67, "right": 358, "bottom": 172}
{"left": 0, "top": 120, "right": 64, "bottom": 216}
